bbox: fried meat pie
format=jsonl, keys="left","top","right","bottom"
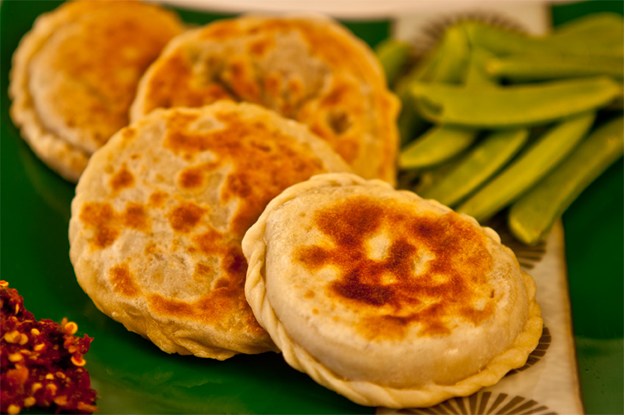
{"left": 9, "top": 0, "right": 185, "bottom": 182}
{"left": 69, "top": 102, "right": 351, "bottom": 360}
{"left": 243, "top": 173, "right": 543, "bottom": 408}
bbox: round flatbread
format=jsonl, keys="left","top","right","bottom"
{"left": 9, "top": 0, "right": 185, "bottom": 182}
{"left": 131, "top": 14, "right": 399, "bottom": 185}
{"left": 69, "top": 102, "right": 351, "bottom": 360}
{"left": 243, "top": 173, "right": 543, "bottom": 407}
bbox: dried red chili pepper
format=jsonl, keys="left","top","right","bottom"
{"left": 0, "top": 281, "right": 98, "bottom": 414}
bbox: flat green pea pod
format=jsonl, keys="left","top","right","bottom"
{"left": 399, "top": 48, "right": 496, "bottom": 170}
{"left": 395, "top": 77, "right": 431, "bottom": 147}
{"left": 394, "top": 44, "right": 445, "bottom": 146}
{"left": 549, "top": 12, "right": 624, "bottom": 45}
{"left": 374, "top": 38, "right": 412, "bottom": 86}
{"left": 411, "top": 76, "right": 620, "bottom": 129}
{"left": 395, "top": 25, "right": 472, "bottom": 146}
{"left": 463, "top": 20, "right": 624, "bottom": 58}
{"left": 427, "top": 25, "right": 472, "bottom": 84}
{"left": 411, "top": 157, "right": 461, "bottom": 194}
{"left": 464, "top": 48, "right": 499, "bottom": 86}
{"left": 487, "top": 55, "right": 624, "bottom": 82}
{"left": 508, "top": 116, "right": 624, "bottom": 245}
{"left": 456, "top": 111, "right": 596, "bottom": 222}
{"left": 399, "top": 126, "right": 478, "bottom": 169}
{"left": 420, "top": 128, "right": 529, "bottom": 207}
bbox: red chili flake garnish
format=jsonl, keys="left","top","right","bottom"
{"left": 0, "top": 281, "right": 98, "bottom": 414}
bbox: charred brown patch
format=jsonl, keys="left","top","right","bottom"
{"left": 109, "top": 263, "right": 141, "bottom": 297}
{"left": 248, "top": 37, "right": 274, "bottom": 57}
{"left": 80, "top": 201, "right": 152, "bottom": 250}
{"left": 122, "top": 202, "right": 149, "bottom": 231}
{"left": 167, "top": 201, "right": 206, "bottom": 233}
{"left": 148, "top": 190, "right": 168, "bottom": 208}
{"left": 109, "top": 163, "right": 135, "bottom": 196}
{"left": 295, "top": 196, "right": 494, "bottom": 340}
{"left": 144, "top": 52, "right": 233, "bottom": 114}
{"left": 178, "top": 166, "right": 205, "bottom": 190}
{"left": 121, "top": 127, "right": 136, "bottom": 141}
{"left": 79, "top": 202, "right": 120, "bottom": 249}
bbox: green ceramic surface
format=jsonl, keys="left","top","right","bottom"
{"left": 1, "top": 1, "right": 621, "bottom": 414}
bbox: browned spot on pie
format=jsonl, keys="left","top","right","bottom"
{"left": 122, "top": 202, "right": 149, "bottom": 231}
{"left": 296, "top": 196, "right": 494, "bottom": 340}
{"left": 144, "top": 51, "right": 234, "bottom": 114}
{"left": 121, "top": 127, "right": 136, "bottom": 141}
{"left": 167, "top": 201, "right": 206, "bottom": 233}
{"left": 109, "top": 263, "right": 141, "bottom": 297}
{"left": 109, "top": 163, "right": 134, "bottom": 196}
{"left": 80, "top": 201, "right": 152, "bottom": 250}
{"left": 79, "top": 202, "right": 120, "bottom": 249}
{"left": 148, "top": 190, "right": 169, "bottom": 208}
{"left": 220, "top": 57, "right": 261, "bottom": 103}
{"left": 179, "top": 165, "right": 205, "bottom": 190}
{"left": 248, "top": 36, "right": 275, "bottom": 57}
{"left": 144, "top": 241, "right": 162, "bottom": 256}
{"left": 194, "top": 263, "right": 212, "bottom": 283}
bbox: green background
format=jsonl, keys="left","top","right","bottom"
{"left": 553, "top": 2, "right": 624, "bottom": 414}
{"left": 1, "top": 0, "right": 622, "bottom": 413}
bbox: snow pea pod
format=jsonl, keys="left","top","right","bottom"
{"left": 549, "top": 13, "right": 624, "bottom": 44}
{"left": 399, "top": 48, "right": 496, "bottom": 170}
{"left": 508, "top": 116, "right": 624, "bottom": 245}
{"left": 411, "top": 76, "right": 620, "bottom": 129}
{"left": 429, "top": 25, "right": 471, "bottom": 84}
{"left": 396, "top": 79, "right": 429, "bottom": 147}
{"left": 464, "top": 21, "right": 624, "bottom": 58}
{"left": 395, "top": 25, "right": 471, "bottom": 146}
{"left": 413, "top": 49, "right": 530, "bottom": 207}
{"left": 487, "top": 55, "right": 624, "bottom": 82}
{"left": 399, "top": 126, "right": 478, "bottom": 169}
{"left": 374, "top": 38, "right": 412, "bottom": 86}
{"left": 464, "top": 48, "right": 499, "bottom": 86}
{"left": 412, "top": 158, "right": 459, "bottom": 194}
{"left": 456, "top": 111, "right": 596, "bottom": 222}
{"left": 394, "top": 44, "right": 446, "bottom": 146}
{"left": 420, "top": 128, "right": 529, "bottom": 207}
{"left": 396, "top": 78, "right": 430, "bottom": 147}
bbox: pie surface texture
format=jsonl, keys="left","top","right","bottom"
{"left": 131, "top": 14, "right": 399, "bottom": 185}
{"left": 9, "top": 0, "right": 185, "bottom": 182}
{"left": 243, "top": 173, "right": 543, "bottom": 407}
{"left": 69, "top": 102, "right": 351, "bottom": 360}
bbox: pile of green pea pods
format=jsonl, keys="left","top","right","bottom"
{"left": 375, "top": 13, "right": 624, "bottom": 246}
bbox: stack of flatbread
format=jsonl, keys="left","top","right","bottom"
{"left": 11, "top": 1, "right": 543, "bottom": 409}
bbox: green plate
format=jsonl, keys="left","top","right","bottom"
{"left": 1, "top": 1, "right": 621, "bottom": 414}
